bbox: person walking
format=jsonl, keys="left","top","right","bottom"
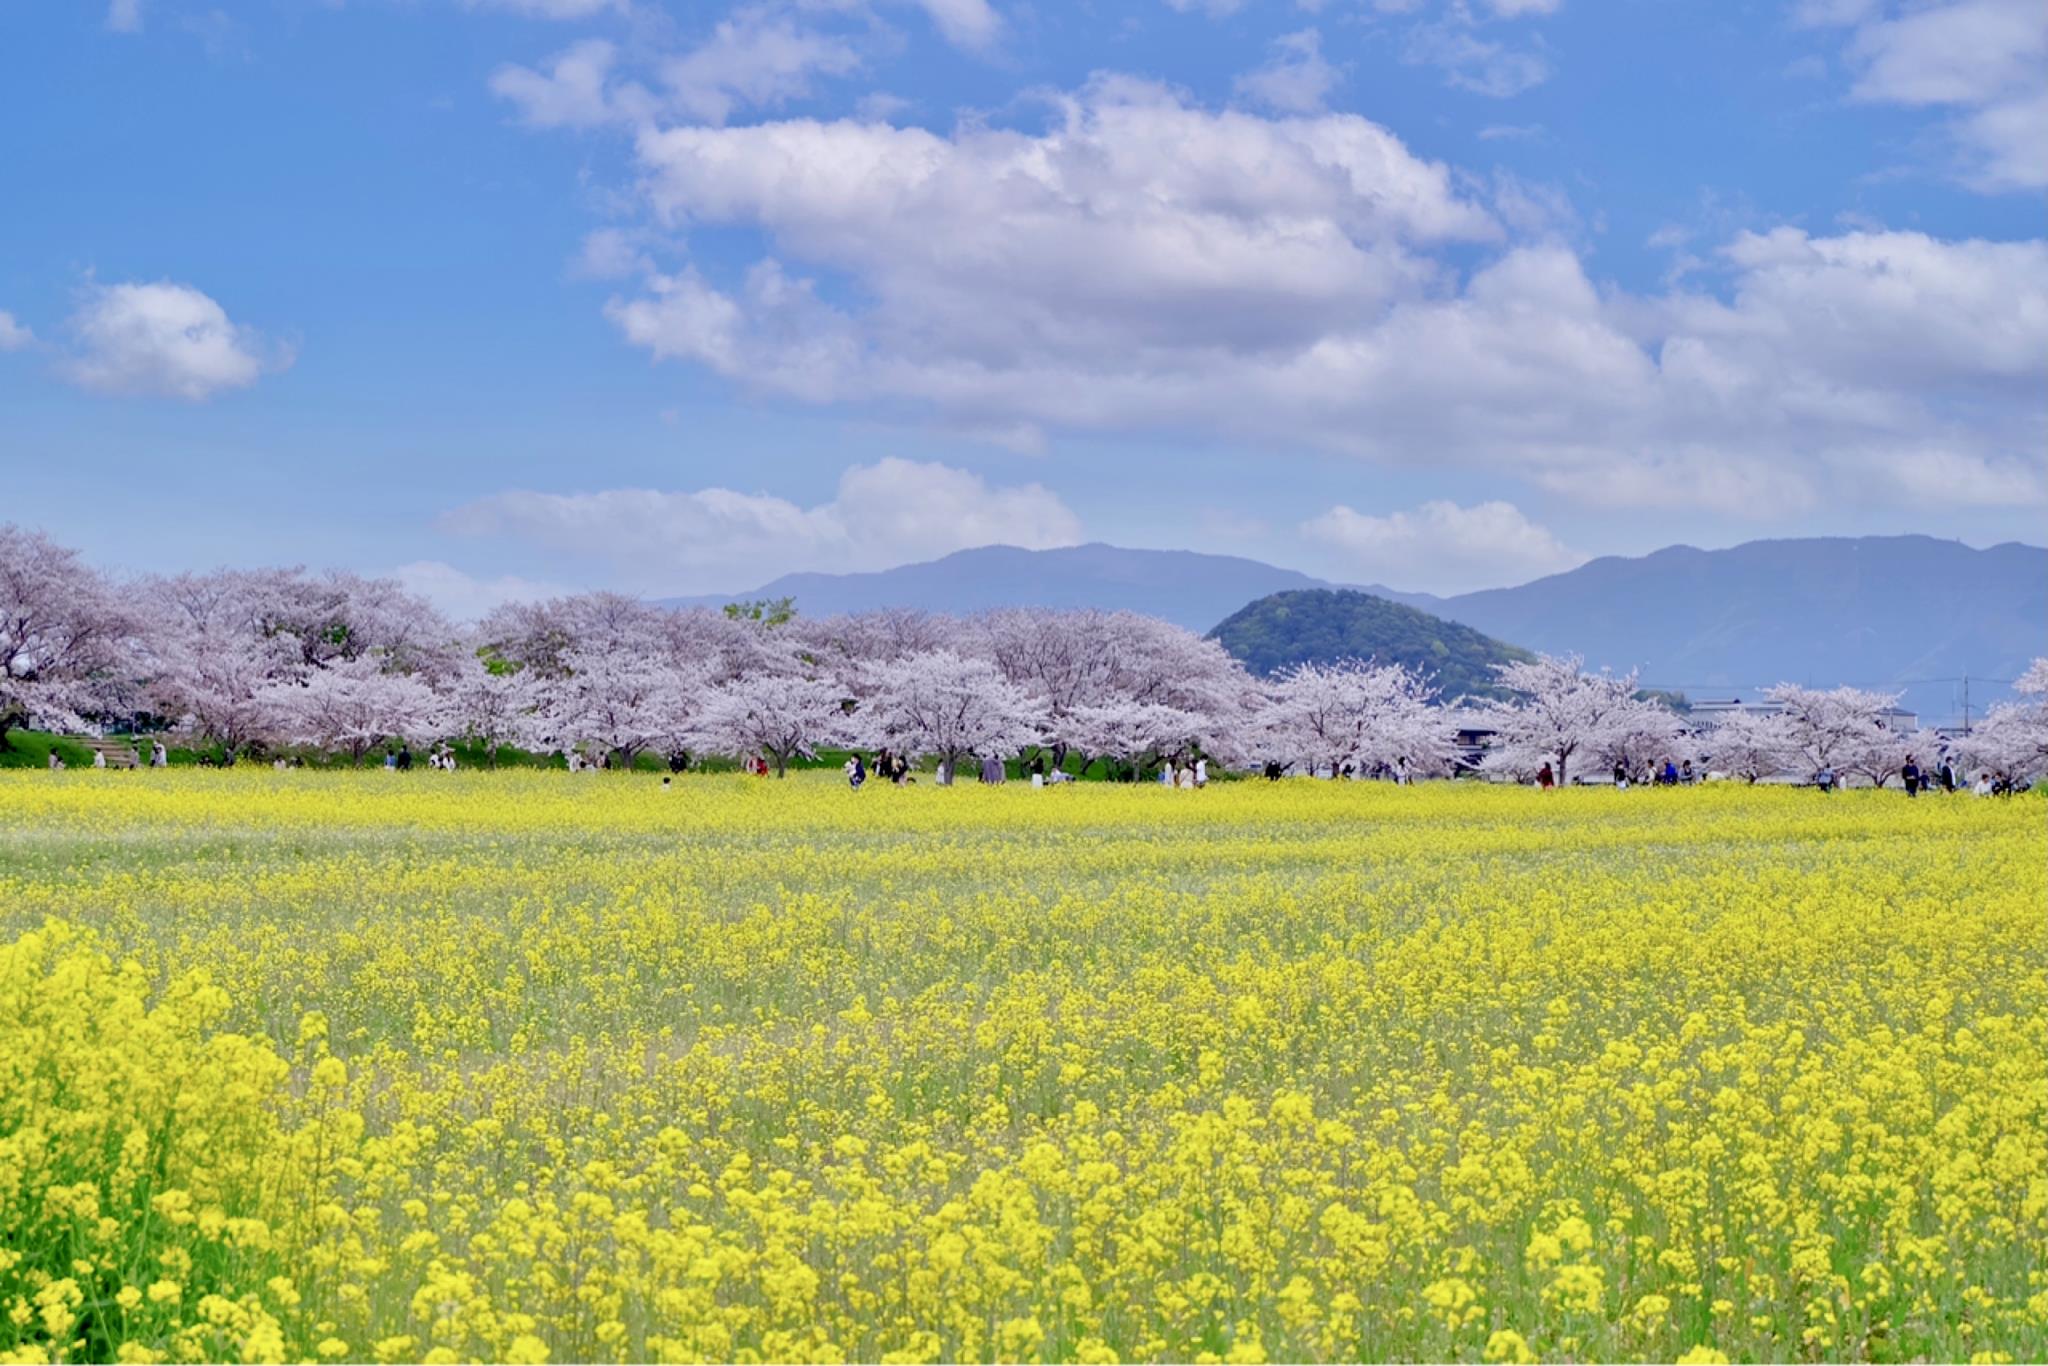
{"left": 1901, "top": 755, "right": 1921, "bottom": 797}
{"left": 152, "top": 740, "right": 167, "bottom": 768}
{"left": 845, "top": 753, "right": 866, "bottom": 790}
{"left": 1938, "top": 757, "right": 1956, "bottom": 793}
{"left": 1816, "top": 765, "right": 1835, "bottom": 793}
{"left": 1195, "top": 757, "right": 1209, "bottom": 788}
{"left": 1613, "top": 762, "right": 1629, "bottom": 791}
{"left": 1536, "top": 762, "right": 1554, "bottom": 790}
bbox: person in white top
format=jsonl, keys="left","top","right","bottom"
{"left": 1194, "top": 758, "right": 1208, "bottom": 788}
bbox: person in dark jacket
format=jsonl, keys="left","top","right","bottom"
{"left": 1902, "top": 755, "right": 1921, "bottom": 796}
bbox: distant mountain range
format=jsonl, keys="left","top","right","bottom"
{"left": 1209, "top": 589, "right": 1532, "bottom": 700}
{"left": 659, "top": 543, "right": 1411, "bottom": 630}
{"left": 662, "top": 536, "right": 2047, "bottom": 723}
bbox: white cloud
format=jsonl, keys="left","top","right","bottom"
{"left": 0, "top": 311, "right": 32, "bottom": 351}
{"left": 623, "top": 75, "right": 1495, "bottom": 369}
{"left": 106, "top": 0, "right": 142, "bottom": 32}
{"left": 661, "top": 10, "right": 862, "bottom": 124}
{"left": 388, "top": 561, "right": 569, "bottom": 623}
{"left": 459, "top": 0, "right": 625, "bottom": 18}
{"left": 571, "top": 226, "right": 653, "bottom": 279}
{"left": 1235, "top": 29, "right": 1341, "bottom": 114}
{"left": 911, "top": 0, "right": 1001, "bottom": 51}
{"left": 1305, "top": 499, "right": 1584, "bottom": 593}
{"left": 443, "top": 458, "right": 1082, "bottom": 592}
{"left": 491, "top": 4, "right": 990, "bottom": 134}
{"left": 491, "top": 39, "right": 647, "bottom": 129}
{"left": 547, "top": 71, "right": 2044, "bottom": 518}
{"left": 1403, "top": 23, "right": 1550, "bottom": 97}
{"left": 1808, "top": 0, "right": 2047, "bottom": 190}
{"left": 63, "top": 281, "right": 282, "bottom": 401}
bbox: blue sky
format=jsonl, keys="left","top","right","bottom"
{"left": 2, "top": 0, "right": 2042, "bottom": 614}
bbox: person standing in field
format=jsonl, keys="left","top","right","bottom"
{"left": 1901, "top": 755, "right": 1921, "bottom": 796}
{"left": 1195, "top": 757, "right": 1209, "bottom": 788}
{"left": 152, "top": 740, "right": 167, "bottom": 767}
{"left": 1536, "top": 762, "right": 1554, "bottom": 789}
{"left": 846, "top": 754, "right": 866, "bottom": 790}
{"left": 1613, "top": 762, "right": 1628, "bottom": 790}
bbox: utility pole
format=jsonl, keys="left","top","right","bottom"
{"left": 1962, "top": 674, "right": 1970, "bottom": 733}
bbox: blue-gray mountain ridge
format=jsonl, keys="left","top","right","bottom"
{"left": 659, "top": 537, "right": 2046, "bottom": 725}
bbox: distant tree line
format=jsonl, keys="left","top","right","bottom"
{"left": 4, "top": 524, "right": 2044, "bottom": 783}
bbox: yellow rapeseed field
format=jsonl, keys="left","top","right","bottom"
{"left": 1, "top": 772, "right": 2043, "bottom": 1365}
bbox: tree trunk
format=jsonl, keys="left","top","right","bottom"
{"left": 773, "top": 750, "right": 788, "bottom": 778}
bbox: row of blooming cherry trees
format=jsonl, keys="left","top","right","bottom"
{"left": 4, "top": 524, "right": 2043, "bottom": 780}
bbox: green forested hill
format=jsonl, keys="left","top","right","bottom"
{"left": 1209, "top": 588, "right": 1532, "bottom": 699}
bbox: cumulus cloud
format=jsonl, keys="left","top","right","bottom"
{"left": 0, "top": 311, "right": 32, "bottom": 351}
{"left": 443, "top": 458, "right": 1082, "bottom": 592}
{"left": 388, "top": 561, "right": 570, "bottom": 623}
{"left": 1806, "top": 0, "right": 2047, "bottom": 190}
{"left": 1235, "top": 29, "right": 1341, "bottom": 114}
{"left": 1305, "top": 500, "right": 1584, "bottom": 593}
{"left": 63, "top": 281, "right": 283, "bottom": 401}
{"left": 622, "top": 75, "right": 1495, "bottom": 368}
{"left": 521, "top": 66, "right": 2045, "bottom": 519}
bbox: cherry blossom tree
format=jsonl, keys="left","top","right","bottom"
{"left": 798, "top": 609, "right": 956, "bottom": 702}
{"left": 538, "top": 642, "right": 700, "bottom": 768}
{"left": 142, "top": 571, "right": 298, "bottom": 758}
{"left": 691, "top": 673, "right": 849, "bottom": 777}
{"left": 1838, "top": 717, "right": 1919, "bottom": 789}
{"left": 1261, "top": 660, "right": 1457, "bottom": 778}
{"left": 439, "top": 659, "right": 543, "bottom": 766}
{"left": 1953, "top": 658, "right": 2048, "bottom": 781}
{"left": 1064, "top": 699, "right": 1202, "bottom": 778}
{"left": 1763, "top": 684, "right": 1905, "bottom": 781}
{"left": 1595, "top": 703, "right": 1688, "bottom": 782}
{"left": 854, "top": 651, "right": 1040, "bottom": 785}
{"left": 260, "top": 656, "right": 440, "bottom": 764}
{"left": 1696, "top": 709, "right": 1788, "bottom": 782}
{"left": 0, "top": 524, "right": 144, "bottom": 736}
{"left": 1475, "top": 654, "right": 1662, "bottom": 786}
